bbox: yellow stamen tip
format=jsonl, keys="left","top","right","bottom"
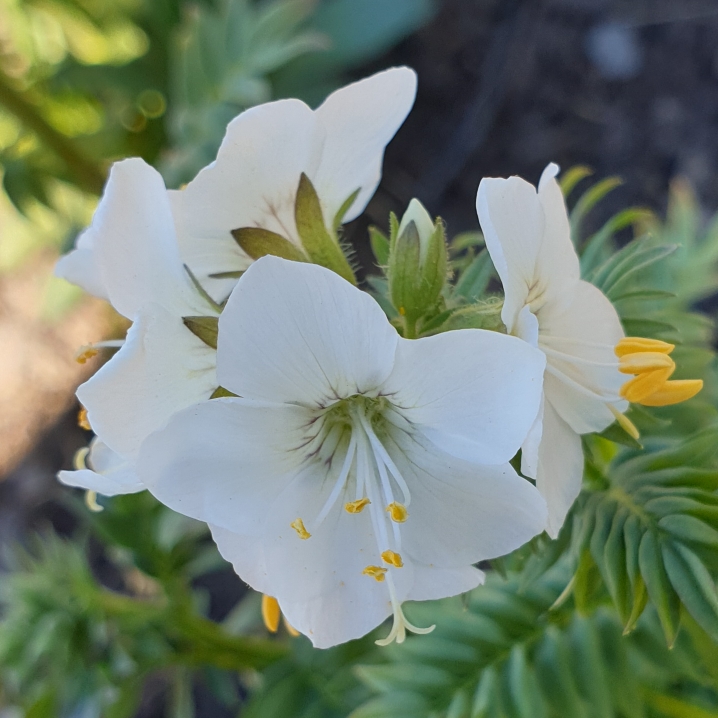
{"left": 608, "top": 404, "right": 640, "bottom": 440}
{"left": 290, "top": 517, "right": 311, "bottom": 540}
{"left": 381, "top": 550, "right": 404, "bottom": 568}
{"left": 619, "top": 352, "right": 675, "bottom": 375}
{"left": 620, "top": 366, "right": 675, "bottom": 403}
{"left": 261, "top": 594, "right": 281, "bottom": 633}
{"left": 77, "top": 407, "right": 91, "bottom": 431}
{"left": 345, "top": 497, "right": 371, "bottom": 514}
{"left": 386, "top": 502, "right": 408, "bottom": 523}
{"left": 362, "top": 565, "right": 388, "bottom": 582}
{"left": 639, "top": 379, "right": 704, "bottom": 407}
{"left": 283, "top": 617, "right": 301, "bottom": 637}
{"left": 73, "top": 446, "right": 90, "bottom": 471}
{"left": 75, "top": 347, "right": 99, "bottom": 364}
{"left": 84, "top": 490, "right": 103, "bottom": 513}
{"left": 398, "top": 306, "right": 406, "bottom": 316}
{"left": 615, "top": 337, "right": 674, "bottom": 357}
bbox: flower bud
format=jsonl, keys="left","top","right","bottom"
{"left": 388, "top": 199, "right": 447, "bottom": 333}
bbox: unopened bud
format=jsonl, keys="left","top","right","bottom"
{"left": 388, "top": 199, "right": 447, "bottom": 332}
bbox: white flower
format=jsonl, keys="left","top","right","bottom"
{"left": 57, "top": 159, "right": 219, "bottom": 495}
{"left": 138, "top": 256, "right": 548, "bottom": 648}
{"left": 476, "top": 163, "right": 627, "bottom": 537}
{"left": 169, "top": 66, "right": 417, "bottom": 300}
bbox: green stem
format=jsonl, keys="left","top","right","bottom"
{"left": 402, "top": 315, "right": 418, "bottom": 339}
{"left": 0, "top": 71, "right": 105, "bottom": 195}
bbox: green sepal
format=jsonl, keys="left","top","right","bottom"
{"left": 333, "top": 187, "right": 360, "bottom": 231}
{"left": 231, "top": 227, "right": 307, "bottom": 263}
{"left": 388, "top": 219, "right": 422, "bottom": 319}
{"left": 210, "top": 386, "right": 238, "bottom": 399}
{"left": 208, "top": 270, "right": 245, "bottom": 279}
{"left": 294, "top": 173, "right": 356, "bottom": 284}
{"left": 184, "top": 264, "right": 223, "bottom": 313}
{"left": 182, "top": 316, "right": 219, "bottom": 349}
{"left": 369, "top": 226, "right": 390, "bottom": 266}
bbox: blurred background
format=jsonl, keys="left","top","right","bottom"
{"left": 2, "top": 0, "right": 718, "bottom": 715}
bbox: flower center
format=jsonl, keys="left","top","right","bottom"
{"left": 290, "top": 393, "right": 433, "bottom": 645}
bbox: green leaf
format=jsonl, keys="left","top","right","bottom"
{"left": 348, "top": 692, "right": 429, "bottom": 718}
{"left": 182, "top": 316, "right": 219, "bottom": 349}
{"left": 658, "top": 514, "right": 718, "bottom": 549}
{"left": 453, "top": 249, "right": 495, "bottom": 302}
{"left": 369, "top": 226, "right": 390, "bottom": 266}
{"left": 294, "top": 172, "right": 356, "bottom": 284}
{"left": 231, "top": 227, "right": 307, "bottom": 262}
{"left": 560, "top": 165, "right": 592, "bottom": 198}
{"left": 639, "top": 531, "right": 681, "bottom": 646}
{"left": 662, "top": 541, "right": 718, "bottom": 641}
{"left": 570, "top": 177, "right": 622, "bottom": 241}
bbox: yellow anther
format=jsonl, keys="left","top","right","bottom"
{"left": 639, "top": 379, "right": 704, "bottom": 407}
{"left": 73, "top": 446, "right": 90, "bottom": 471}
{"left": 620, "top": 366, "right": 675, "bottom": 403}
{"left": 84, "top": 490, "right": 103, "bottom": 513}
{"left": 381, "top": 550, "right": 404, "bottom": 568}
{"left": 345, "top": 497, "right": 371, "bottom": 514}
{"left": 77, "top": 407, "right": 91, "bottom": 431}
{"left": 362, "top": 565, "right": 388, "bottom": 582}
{"left": 261, "top": 595, "right": 281, "bottom": 633}
{"left": 615, "top": 337, "right": 674, "bottom": 357}
{"left": 283, "top": 618, "right": 300, "bottom": 637}
{"left": 619, "top": 352, "right": 675, "bottom": 375}
{"left": 290, "top": 517, "right": 311, "bottom": 540}
{"left": 386, "top": 502, "right": 408, "bottom": 523}
{"left": 398, "top": 306, "right": 406, "bottom": 316}
{"left": 75, "top": 347, "right": 99, "bottom": 364}
{"left": 608, "top": 404, "right": 640, "bottom": 440}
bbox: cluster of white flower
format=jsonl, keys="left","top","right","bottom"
{"left": 56, "top": 67, "right": 702, "bottom": 648}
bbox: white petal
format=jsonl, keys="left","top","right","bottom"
{"left": 407, "top": 563, "right": 485, "bottom": 602}
{"left": 387, "top": 432, "right": 548, "bottom": 568}
{"left": 138, "top": 398, "right": 309, "bottom": 534}
{"left": 520, "top": 395, "right": 544, "bottom": 479}
{"left": 476, "top": 165, "right": 580, "bottom": 332}
{"left": 313, "top": 67, "right": 417, "bottom": 223}
{"left": 209, "top": 526, "right": 272, "bottom": 595}
{"left": 383, "top": 330, "right": 545, "bottom": 465}
{"left": 540, "top": 280, "right": 626, "bottom": 433}
{"left": 174, "top": 99, "right": 321, "bottom": 251}
{"left": 217, "top": 257, "right": 398, "bottom": 405}
{"left": 78, "top": 304, "right": 217, "bottom": 458}
{"left": 536, "top": 400, "right": 584, "bottom": 538}
{"left": 260, "top": 463, "right": 416, "bottom": 648}
{"left": 168, "top": 189, "right": 251, "bottom": 303}
{"left": 515, "top": 305, "right": 539, "bottom": 346}
{"left": 92, "top": 158, "right": 208, "bottom": 318}
{"left": 476, "top": 175, "right": 544, "bottom": 332}
{"left": 54, "top": 226, "right": 109, "bottom": 299}
{"left": 58, "top": 439, "right": 144, "bottom": 496}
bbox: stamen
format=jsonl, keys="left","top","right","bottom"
{"left": 75, "top": 347, "right": 99, "bottom": 364}
{"left": 345, "top": 498, "right": 370, "bottom": 513}
{"left": 639, "top": 379, "right": 704, "bottom": 407}
{"left": 84, "top": 490, "right": 103, "bottom": 513}
{"left": 608, "top": 404, "right": 640, "bottom": 440}
{"left": 363, "top": 565, "right": 388, "bottom": 582}
{"left": 313, "top": 434, "right": 357, "bottom": 527}
{"left": 545, "top": 364, "right": 622, "bottom": 402}
{"left": 381, "top": 550, "right": 404, "bottom": 568}
{"left": 77, "top": 407, "right": 91, "bottom": 431}
{"left": 619, "top": 352, "right": 675, "bottom": 374}
{"left": 262, "top": 595, "right": 281, "bottom": 633}
{"left": 386, "top": 502, "right": 408, "bottom": 523}
{"left": 73, "top": 446, "right": 90, "bottom": 471}
{"left": 283, "top": 617, "right": 300, "bottom": 637}
{"left": 615, "top": 337, "right": 674, "bottom": 357}
{"left": 290, "top": 518, "right": 311, "bottom": 540}
{"left": 620, "top": 367, "right": 674, "bottom": 403}
{"left": 541, "top": 345, "right": 619, "bottom": 368}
